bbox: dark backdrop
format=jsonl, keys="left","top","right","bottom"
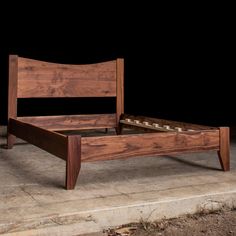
{"left": 0, "top": 4, "right": 233, "bottom": 126}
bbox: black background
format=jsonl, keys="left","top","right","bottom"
{"left": 0, "top": 4, "right": 234, "bottom": 126}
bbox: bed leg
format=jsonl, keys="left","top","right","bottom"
{"left": 7, "top": 130, "right": 15, "bottom": 149}
{"left": 66, "top": 135, "right": 81, "bottom": 190}
{"left": 218, "top": 127, "right": 230, "bottom": 171}
{"left": 116, "top": 124, "right": 123, "bottom": 135}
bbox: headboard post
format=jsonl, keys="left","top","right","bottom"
{"left": 8, "top": 55, "right": 18, "bottom": 120}
{"left": 7, "top": 55, "right": 18, "bottom": 148}
{"left": 116, "top": 58, "right": 124, "bottom": 127}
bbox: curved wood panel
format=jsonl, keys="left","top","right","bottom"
{"left": 17, "top": 57, "right": 117, "bottom": 98}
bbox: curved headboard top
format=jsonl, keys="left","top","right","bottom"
{"left": 11, "top": 56, "right": 121, "bottom": 98}
{"left": 8, "top": 55, "right": 124, "bottom": 124}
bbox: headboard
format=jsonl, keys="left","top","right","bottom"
{"left": 8, "top": 55, "right": 124, "bottom": 130}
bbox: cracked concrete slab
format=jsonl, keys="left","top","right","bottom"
{"left": 0, "top": 126, "right": 236, "bottom": 235}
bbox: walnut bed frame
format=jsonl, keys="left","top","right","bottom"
{"left": 7, "top": 55, "right": 230, "bottom": 190}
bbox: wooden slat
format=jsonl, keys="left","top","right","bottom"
{"left": 8, "top": 118, "right": 68, "bottom": 160}
{"left": 120, "top": 119, "right": 174, "bottom": 132}
{"left": 17, "top": 57, "right": 117, "bottom": 98}
{"left": 122, "top": 114, "right": 215, "bottom": 131}
{"left": 81, "top": 130, "right": 220, "bottom": 162}
{"left": 7, "top": 55, "right": 18, "bottom": 148}
{"left": 218, "top": 127, "right": 230, "bottom": 171}
{"left": 18, "top": 114, "right": 117, "bottom": 131}
{"left": 116, "top": 58, "right": 124, "bottom": 129}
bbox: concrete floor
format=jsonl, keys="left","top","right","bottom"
{"left": 0, "top": 126, "right": 236, "bottom": 235}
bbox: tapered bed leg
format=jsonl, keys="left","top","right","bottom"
{"left": 116, "top": 124, "right": 123, "bottom": 135}
{"left": 218, "top": 127, "right": 230, "bottom": 171}
{"left": 66, "top": 135, "right": 81, "bottom": 190}
{"left": 7, "top": 131, "right": 15, "bottom": 149}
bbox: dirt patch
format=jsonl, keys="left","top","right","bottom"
{"left": 104, "top": 209, "right": 236, "bottom": 236}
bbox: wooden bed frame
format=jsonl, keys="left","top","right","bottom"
{"left": 7, "top": 55, "right": 230, "bottom": 190}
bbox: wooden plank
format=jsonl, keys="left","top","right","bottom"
{"left": 18, "top": 114, "right": 117, "bottom": 131}
{"left": 218, "top": 127, "right": 230, "bottom": 171}
{"left": 7, "top": 55, "right": 18, "bottom": 148}
{"left": 120, "top": 119, "right": 174, "bottom": 132}
{"left": 120, "top": 119, "right": 206, "bottom": 132}
{"left": 17, "top": 57, "right": 117, "bottom": 98}
{"left": 116, "top": 58, "right": 124, "bottom": 133}
{"left": 66, "top": 135, "right": 81, "bottom": 190}
{"left": 81, "top": 130, "right": 220, "bottom": 162}
{"left": 8, "top": 118, "right": 68, "bottom": 160}
{"left": 122, "top": 114, "right": 215, "bottom": 131}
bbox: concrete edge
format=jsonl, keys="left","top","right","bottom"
{"left": 2, "top": 190, "right": 236, "bottom": 236}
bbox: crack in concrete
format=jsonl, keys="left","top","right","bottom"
{"left": 113, "top": 186, "right": 133, "bottom": 199}
{"left": 20, "top": 186, "right": 41, "bottom": 205}
{"left": 50, "top": 218, "right": 64, "bottom": 226}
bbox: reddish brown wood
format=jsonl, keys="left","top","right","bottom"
{"left": 18, "top": 114, "right": 117, "bottom": 131}
{"left": 7, "top": 55, "right": 18, "bottom": 149}
{"left": 116, "top": 58, "right": 124, "bottom": 134}
{"left": 81, "top": 130, "right": 220, "bottom": 162}
{"left": 218, "top": 127, "right": 230, "bottom": 171}
{"left": 66, "top": 135, "right": 81, "bottom": 190}
{"left": 17, "top": 57, "right": 117, "bottom": 98}
{"left": 7, "top": 55, "right": 230, "bottom": 190}
{"left": 9, "top": 118, "right": 68, "bottom": 160}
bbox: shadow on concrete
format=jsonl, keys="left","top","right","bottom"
{"left": 163, "top": 155, "right": 220, "bottom": 171}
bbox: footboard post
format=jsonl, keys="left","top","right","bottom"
{"left": 218, "top": 127, "right": 230, "bottom": 171}
{"left": 66, "top": 135, "right": 81, "bottom": 190}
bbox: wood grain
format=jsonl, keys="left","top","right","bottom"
{"left": 81, "top": 130, "right": 220, "bottom": 161}
{"left": 116, "top": 58, "right": 124, "bottom": 133}
{"left": 8, "top": 55, "right": 229, "bottom": 190}
{"left": 218, "top": 127, "right": 230, "bottom": 171}
{"left": 9, "top": 118, "right": 68, "bottom": 160}
{"left": 7, "top": 55, "right": 18, "bottom": 148}
{"left": 18, "top": 114, "right": 117, "bottom": 131}
{"left": 66, "top": 135, "right": 81, "bottom": 190}
{"left": 17, "top": 57, "right": 117, "bottom": 98}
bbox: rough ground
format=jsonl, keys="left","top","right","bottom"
{"left": 83, "top": 209, "right": 236, "bottom": 236}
